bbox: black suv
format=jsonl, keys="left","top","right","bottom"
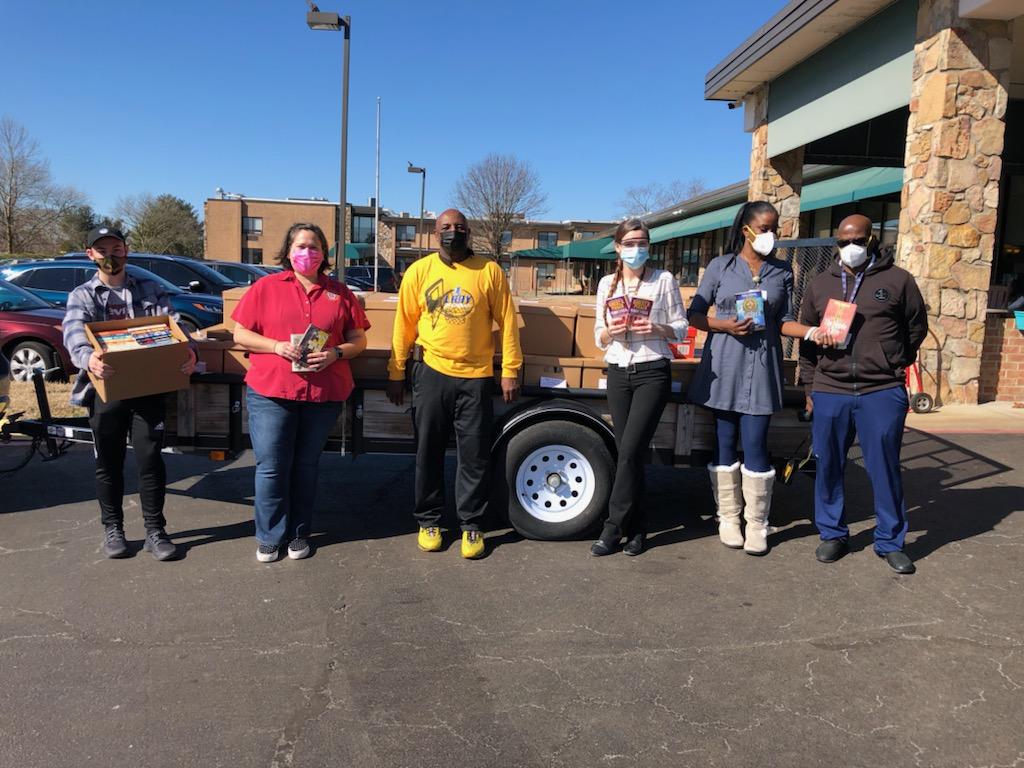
{"left": 60, "top": 252, "right": 239, "bottom": 294}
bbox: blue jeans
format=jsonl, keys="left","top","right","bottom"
{"left": 246, "top": 387, "right": 343, "bottom": 546}
{"left": 811, "top": 387, "right": 909, "bottom": 553}
{"left": 712, "top": 410, "right": 772, "bottom": 472}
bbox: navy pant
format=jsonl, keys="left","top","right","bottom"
{"left": 712, "top": 410, "right": 772, "bottom": 472}
{"left": 811, "top": 387, "right": 909, "bottom": 553}
{"left": 246, "top": 387, "right": 343, "bottom": 546}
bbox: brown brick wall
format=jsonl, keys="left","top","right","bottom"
{"left": 979, "top": 315, "right": 1024, "bottom": 403}
{"left": 204, "top": 199, "right": 340, "bottom": 264}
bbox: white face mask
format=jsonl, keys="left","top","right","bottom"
{"left": 839, "top": 243, "right": 868, "bottom": 268}
{"left": 749, "top": 231, "right": 775, "bottom": 256}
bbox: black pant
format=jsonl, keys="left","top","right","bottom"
{"left": 602, "top": 359, "right": 671, "bottom": 540}
{"left": 411, "top": 362, "right": 493, "bottom": 532}
{"left": 87, "top": 393, "right": 167, "bottom": 530}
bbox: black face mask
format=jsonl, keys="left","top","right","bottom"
{"left": 440, "top": 230, "right": 469, "bottom": 255}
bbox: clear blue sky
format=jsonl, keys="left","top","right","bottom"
{"left": 6, "top": 0, "right": 783, "bottom": 223}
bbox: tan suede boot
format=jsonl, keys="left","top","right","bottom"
{"left": 741, "top": 465, "right": 775, "bottom": 556}
{"left": 708, "top": 462, "right": 744, "bottom": 548}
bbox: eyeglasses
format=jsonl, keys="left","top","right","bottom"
{"left": 621, "top": 240, "right": 649, "bottom": 247}
{"left": 836, "top": 236, "right": 871, "bottom": 247}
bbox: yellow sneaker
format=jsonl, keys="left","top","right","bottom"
{"left": 461, "top": 530, "right": 485, "bottom": 560}
{"left": 417, "top": 526, "right": 442, "bottom": 552}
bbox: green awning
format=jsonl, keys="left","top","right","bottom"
{"left": 508, "top": 246, "right": 563, "bottom": 260}
{"left": 329, "top": 242, "right": 373, "bottom": 260}
{"left": 560, "top": 236, "right": 614, "bottom": 260}
{"left": 600, "top": 166, "right": 905, "bottom": 251}
{"left": 798, "top": 166, "right": 904, "bottom": 211}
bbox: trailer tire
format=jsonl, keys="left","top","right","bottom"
{"left": 504, "top": 420, "right": 614, "bottom": 540}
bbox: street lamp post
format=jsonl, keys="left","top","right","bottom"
{"left": 407, "top": 163, "right": 426, "bottom": 261}
{"left": 307, "top": 6, "right": 350, "bottom": 282}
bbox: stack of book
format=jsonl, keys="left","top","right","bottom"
{"left": 605, "top": 296, "right": 654, "bottom": 325}
{"left": 96, "top": 324, "right": 179, "bottom": 352}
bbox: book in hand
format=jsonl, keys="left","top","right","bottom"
{"left": 604, "top": 295, "right": 630, "bottom": 321}
{"left": 735, "top": 290, "right": 766, "bottom": 331}
{"left": 291, "top": 325, "right": 331, "bottom": 372}
{"left": 627, "top": 296, "right": 653, "bottom": 325}
{"left": 820, "top": 299, "right": 857, "bottom": 349}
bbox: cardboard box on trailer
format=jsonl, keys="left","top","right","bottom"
{"left": 573, "top": 303, "right": 601, "bottom": 359}
{"left": 84, "top": 315, "right": 191, "bottom": 402}
{"left": 522, "top": 355, "right": 584, "bottom": 389}
{"left": 516, "top": 300, "right": 577, "bottom": 357}
{"left": 221, "top": 286, "right": 250, "bottom": 330}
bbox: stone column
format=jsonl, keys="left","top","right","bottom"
{"left": 897, "top": 0, "right": 1012, "bottom": 404}
{"left": 747, "top": 85, "right": 804, "bottom": 239}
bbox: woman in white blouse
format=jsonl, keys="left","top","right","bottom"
{"left": 591, "top": 219, "right": 688, "bottom": 556}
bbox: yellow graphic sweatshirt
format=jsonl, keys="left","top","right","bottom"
{"left": 388, "top": 252, "right": 522, "bottom": 380}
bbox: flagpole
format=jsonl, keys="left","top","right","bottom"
{"left": 373, "top": 96, "right": 381, "bottom": 292}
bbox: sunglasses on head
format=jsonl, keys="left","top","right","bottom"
{"left": 836, "top": 236, "right": 871, "bottom": 248}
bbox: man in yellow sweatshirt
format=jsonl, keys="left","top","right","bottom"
{"left": 387, "top": 208, "right": 523, "bottom": 559}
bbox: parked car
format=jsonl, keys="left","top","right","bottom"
{"left": 1, "top": 261, "right": 223, "bottom": 333}
{"left": 205, "top": 260, "right": 271, "bottom": 285}
{"left": 0, "top": 279, "right": 73, "bottom": 382}
{"left": 60, "top": 252, "right": 239, "bottom": 294}
{"left": 344, "top": 265, "right": 399, "bottom": 292}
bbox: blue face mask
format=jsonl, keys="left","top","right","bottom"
{"left": 620, "top": 246, "right": 649, "bottom": 268}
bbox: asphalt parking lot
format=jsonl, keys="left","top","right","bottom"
{"left": 1, "top": 428, "right": 1022, "bottom": 768}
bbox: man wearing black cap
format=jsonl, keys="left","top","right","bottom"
{"left": 63, "top": 227, "right": 196, "bottom": 560}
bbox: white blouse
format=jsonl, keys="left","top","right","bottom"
{"left": 593, "top": 268, "right": 689, "bottom": 367}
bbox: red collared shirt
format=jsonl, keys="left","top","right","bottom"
{"left": 231, "top": 270, "right": 370, "bottom": 402}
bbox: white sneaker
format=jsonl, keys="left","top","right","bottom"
{"left": 256, "top": 543, "right": 279, "bottom": 563}
{"left": 287, "top": 537, "right": 311, "bottom": 560}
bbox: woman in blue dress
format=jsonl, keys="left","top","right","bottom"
{"left": 688, "top": 201, "right": 831, "bottom": 556}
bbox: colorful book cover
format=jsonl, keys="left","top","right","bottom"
{"left": 604, "top": 295, "right": 630, "bottom": 321}
{"left": 821, "top": 299, "right": 857, "bottom": 349}
{"left": 628, "top": 296, "right": 653, "bottom": 323}
{"left": 292, "top": 325, "right": 331, "bottom": 372}
{"left": 735, "top": 290, "right": 766, "bottom": 331}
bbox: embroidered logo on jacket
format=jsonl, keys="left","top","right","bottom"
{"left": 874, "top": 288, "right": 890, "bottom": 301}
{"left": 425, "top": 279, "right": 475, "bottom": 328}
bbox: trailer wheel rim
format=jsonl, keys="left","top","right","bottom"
{"left": 9, "top": 347, "right": 46, "bottom": 382}
{"left": 514, "top": 443, "right": 596, "bottom": 523}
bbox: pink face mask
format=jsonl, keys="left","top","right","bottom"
{"left": 290, "top": 247, "right": 323, "bottom": 274}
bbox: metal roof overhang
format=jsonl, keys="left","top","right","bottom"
{"left": 704, "top": 0, "right": 900, "bottom": 102}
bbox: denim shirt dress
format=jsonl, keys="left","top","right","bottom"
{"left": 687, "top": 253, "right": 795, "bottom": 416}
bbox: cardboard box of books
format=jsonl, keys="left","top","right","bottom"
{"left": 581, "top": 358, "right": 608, "bottom": 390}
{"left": 84, "top": 316, "right": 191, "bottom": 402}
{"left": 574, "top": 303, "right": 600, "bottom": 358}
{"left": 522, "top": 355, "right": 584, "bottom": 389}
{"left": 516, "top": 301, "right": 577, "bottom": 357}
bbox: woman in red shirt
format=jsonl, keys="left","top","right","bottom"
{"left": 232, "top": 223, "right": 370, "bottom": 562}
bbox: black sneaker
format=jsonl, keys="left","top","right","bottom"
{"left": 590, "top": 538, "right": 618, "bottom": 557}
{"left": 143, "top": 528, "right": 178, "bottom": 561}
{"left": 623, "top": 533, "right": 646, "bottom": 557}
{"left": 256, "top": 543, "right": 279, "bottom": 563}
{"left": 287, "top": 537, "right": 311, "bottom": 560}
{"left": 103, "top": 525, "right": 130, "bottom": 559}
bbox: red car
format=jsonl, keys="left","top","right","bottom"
{"left": 0, "top": 278, "right": 73, "bottom": 381}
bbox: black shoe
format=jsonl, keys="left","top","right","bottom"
{"left": 590, "top": 538, "right": 618, "bottom": 557}
{"left": 623, "top": 534, "right": 645, "bottom": 557}
{"left": 877, "top": 549, "right": 916, "bottom": 574}
{"left": 103, "top": 525, "right": 130, "bottom": 559}
{"left": 143, "top": 528, "right": 178, "bottom": 561}
{"left": 815, "top": 538, "right": 849, "bottom": 563}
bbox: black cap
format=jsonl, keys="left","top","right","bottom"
{"left": 86, "top": 226, "right": 126, "bottom": 248}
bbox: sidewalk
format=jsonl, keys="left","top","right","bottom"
{"left": 906, "top": 401, "right": 1024, "bottom": 434}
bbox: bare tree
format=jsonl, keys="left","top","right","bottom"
{"left": 618, "top": 177, "right": 708, "bottom": 218}
{"left": 453, "top": 153, "right": 547, "bottom": 259}
{"left": 0, "top": 117, "right": 85, "bottom": 254}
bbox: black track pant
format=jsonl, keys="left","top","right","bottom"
{"left": 411, "top": 362, "right": 493, "bottom": 532}
{"left": 88, "top": 393, "right": 167, "bottom": 530}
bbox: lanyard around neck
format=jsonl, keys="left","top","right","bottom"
{"left": 840, "top": 257, "right": 874, "bottom": 302}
